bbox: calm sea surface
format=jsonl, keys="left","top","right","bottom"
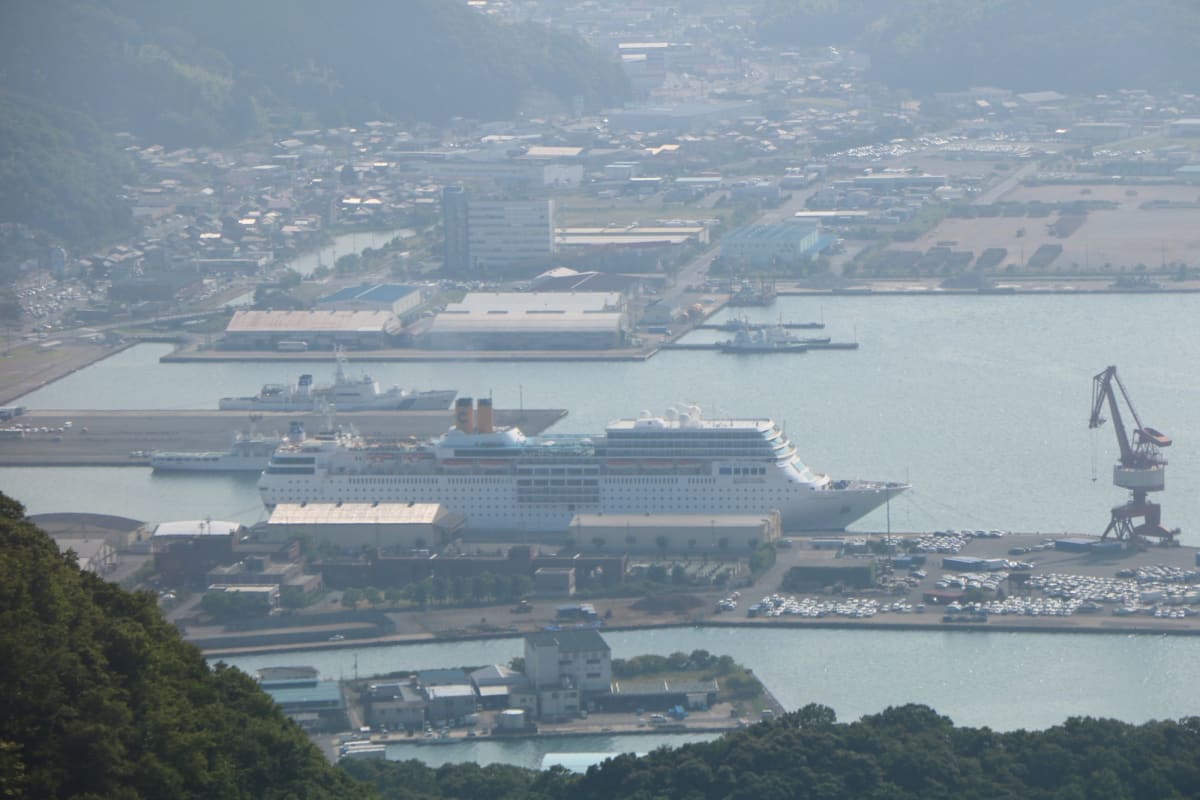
{"left": 7, "top": 293, "right": 1200, "bottom": 538}
{"left": 214, "top": 625, "right": 1200, "bottom": 767}
{"left": 6, "top": 293, "right": 1200, "bottom": 762}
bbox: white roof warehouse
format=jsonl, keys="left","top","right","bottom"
{"left": 422, "top": 292, "right": 627, "bottom": 350}
{"left": 221, "top": 310, "right": 401, "bottom": 350}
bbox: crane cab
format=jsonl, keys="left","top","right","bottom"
{"left": 1137, "top": 427, "right": 1172, "bottom": 448}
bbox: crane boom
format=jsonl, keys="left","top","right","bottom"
{"left": 1089, "top": 366, "right": 1168, "bottom": 468}
{"left": 1087, "top": 365, "right": 1176, "bottom": 545}
{"left": 1089, "top": 366, "right": 1133, "bottom": 465}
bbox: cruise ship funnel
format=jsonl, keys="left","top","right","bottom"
{"left": 476, "top": 398, "right": 494, "bottom": 433}
{"left": 455, "top": 397, "right": 474, "bottom": 433}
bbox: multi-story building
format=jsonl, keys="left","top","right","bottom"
{"left": 442, "top": 186, "right": 470, "bottom": 274}
{"left": 467, "top": 198, "right": 556, "bottom": 273}
{"left": 524, "top": 629, "right": 611, "bottom": 696}
{"left": 442, "top": 191, "right": 556, "bottom": 275}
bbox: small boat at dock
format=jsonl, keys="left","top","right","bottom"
{"left": 718, "top": 327, "right": 809, "bottom": 354}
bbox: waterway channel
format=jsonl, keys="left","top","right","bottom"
{"left": 213, "top": 625, "right": 1200, "bottom": 767}
{"left": 7, "top": 292, "right": 1200, "bottom": 765}
{"left": 8, "top": 293, "right": 1200, "bottom": 539}
{"left": 287, "top": 228, "right": 416, "bottom": 277}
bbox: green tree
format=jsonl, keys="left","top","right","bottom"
{"left": 410, "top": 579, "right": 430, "bottom": 606}
{"left": 510, "top": 574, "right": 532, "bottom": 600}
{"left": 0, "top": 492, "right": 371, "bottom": 800}
{"left": 201, "top": 590, "right": 270, "bottom": 621}
{"left": 280, "top": 585, "right": 307, "bottom": 609}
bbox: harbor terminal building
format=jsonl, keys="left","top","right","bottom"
{"left": 422, "top": 291, "right": 627, "bottom": 350}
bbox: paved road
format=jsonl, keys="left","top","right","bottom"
{"left": 974, "top": 161, "right": 1039, "bottom": 205}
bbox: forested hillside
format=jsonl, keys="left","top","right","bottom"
{"left": 349, "top": 704, "right": 1200, "bottom": 800}
{"left": 0, "top": 0, "right": 627, "bottom": 246}
{"left": 0, "top": 95, "right": 135, "bottom": 248}
{"left": 757, "top": 0, "right": 1200, "bottom": 94}
{"left": 1, "top": 0, "right": 628, "bottom": 148}
{"left": 5, "top": 491, "right": 1200, "bottom": 798}
{"left": 0, "top": 493, "right": 373, "bottom": 799}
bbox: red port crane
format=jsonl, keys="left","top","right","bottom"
{"left": 1088, "top": 366, "right": 1178, "bottom": 544}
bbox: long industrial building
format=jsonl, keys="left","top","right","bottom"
{"left": 720, "top": 223, "right": 826, "bottom": 268}
{"left": 315, "top": 284, "right": 424, "bottom": 317}
{"left": 568, "top": 511, "right": 782, "bottom": 554}
{"left": 422, "top": 292, "right": 627, "bottom": 350}
{"left": 220, "top": 309, "right": 401, "bottom": 350}
{"left": 264, "top": 502, "right": 464, "bottom": 552}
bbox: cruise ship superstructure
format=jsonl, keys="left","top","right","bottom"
{"left": 258, "top": 398, "right": 906, "bottom": 533}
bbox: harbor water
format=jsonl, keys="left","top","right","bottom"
{"left": 213, "top": 625, "right": 1200, "bottom": 767}
{"left": 8, "top": 291, "right": 1200, "bottom": 763}
{"left": 7, "top": 293, "right": 1200, "bottom": 540}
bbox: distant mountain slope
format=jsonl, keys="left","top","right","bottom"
{"left": 0, "top": 0, "right": 627, "bottom": 246}
{"left": 757, "top": 0, "right": 1200, "bottom": 94}
{"left": 0, "top": 93, "right": 135, "bottom": 248}
{"left": 0, "top": 0, "right": 628, "bottom": 148}
{"left": 0, "top": 493, "right": 373, "bottom": 799}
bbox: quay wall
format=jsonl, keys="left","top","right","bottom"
{"left": 0, "top": 408, "right": 566, "bottom": 467}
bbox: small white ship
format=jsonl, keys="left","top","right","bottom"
{"left": 151, "top": 431, "right": 284, "bottom": 473}
{"left": 218, "top": 349, "right": 456, "bottom": 412}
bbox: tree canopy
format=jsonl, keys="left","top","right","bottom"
{"left": 0, "top": 93, "right": 135, "bottom": 248}
{"left": 0, "top": 493, "right": 373, "bottom": 799}
{"left": 1, "top": 0, "right": 629, "bottom": 148}
{"left": 0, "top": 0, "right": 628, "bottom": 246}
{"left": 5, "top": 489, "right": 1200, "bottom": 798}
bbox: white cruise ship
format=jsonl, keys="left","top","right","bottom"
{"left": 257, "top": 398, "right": 906, "bottom": 533}
{"left": 151, "top": 431, "right": 283, "bottom": 473}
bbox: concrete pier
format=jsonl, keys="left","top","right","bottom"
{"left": 0, "top": 408, "right": 567, "bottom": 466}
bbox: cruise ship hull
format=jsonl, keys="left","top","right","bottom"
{"left": 258, "top": 469, "right": 902, "bottom": 533}
{"left": 257, "top": 402, "right": 906, "bottom": 533}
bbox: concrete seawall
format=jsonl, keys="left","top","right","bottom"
{"left": 0, "top": 408, "right": 567, "bottom": 466}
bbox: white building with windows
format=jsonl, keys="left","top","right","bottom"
{"left": 524, "top": 629, "right": 612, "bottom": 696}
{"left": 467, "top": 199, "right": 556, "bottom": 272}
